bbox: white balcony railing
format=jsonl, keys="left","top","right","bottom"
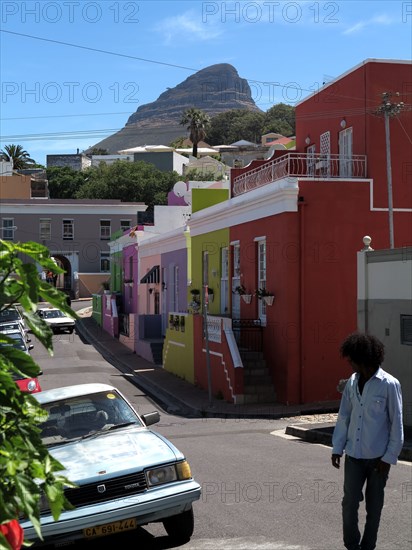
{"left": 232, "top": 152, "right": 367, "bottom": 196}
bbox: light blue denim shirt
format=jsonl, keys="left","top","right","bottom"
{"left": 332, "top": 367, "right": 404, "bottom": 464}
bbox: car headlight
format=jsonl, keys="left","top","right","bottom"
{"left": 146, "top": 461, "right": 192, "bottom": 487}
{"left": 27, "top": 380, "right": 37, "bottom": 392}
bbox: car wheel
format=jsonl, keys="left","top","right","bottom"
{"left": 68, "top": 328, "right": 74, "bottom": 334}
{"left": 162, "top": 507, "right": 194, "bottom": 543}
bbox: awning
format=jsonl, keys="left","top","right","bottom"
{"left": 140, "top": 265, "right": 160, "bottom": 284}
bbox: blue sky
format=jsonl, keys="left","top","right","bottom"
{"left": 1, "top": 1, "right": 411, "bottom": 165}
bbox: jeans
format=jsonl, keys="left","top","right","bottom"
{"left": 342, "top": 455, "right": 388, "bottom": 550}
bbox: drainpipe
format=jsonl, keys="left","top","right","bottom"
{"left": 298, "top": 196, "right": 306, "bottom": 404}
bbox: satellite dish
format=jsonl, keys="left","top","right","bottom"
{"left": 183, "top": 190, "right": 192, "bottom": 206}
{"left": 173, "top": 181, "right": 187, "bottom": 197}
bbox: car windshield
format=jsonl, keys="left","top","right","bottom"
{"left": 39, "top": 390, "right": 144, "bottom": 445}
{"left": 0, "top": 333, "right": 26, "bottom": 351}
{"left": 0, "top": 322, "right": 21, "bottom": 332}
{"left": 43, "top": 310, "right": 66, "bottom": 319}
{"left": 0, "top": 309, "right": 22, "bottom": 322}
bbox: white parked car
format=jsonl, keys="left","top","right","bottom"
{"left": 0, "top": 306, "right": 25, "bottom": 332}
{"left": 36, "top": 307, "right": 75, "bottom": 334}
{"left": 20, "top": 383, "right": 201, "bottom": 546}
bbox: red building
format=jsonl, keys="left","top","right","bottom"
{"left": 228, "top": 59, "right": 412, "bottom": 405}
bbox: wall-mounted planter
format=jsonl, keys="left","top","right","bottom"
{"left": 263, "top": 295, "right": 274, "bottom": 306}
{"left": 241, "top": 294, "right": 252, "bottom": 304}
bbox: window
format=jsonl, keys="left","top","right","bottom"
{"left": 100, "top": 252, "right": 110, "bottom": 273}
{"left": 319, "top": 131, "right": 331, "bottom": 177}
{"left": 121, "top": 220, "right": 131, "bottom": 232}
{"left": 339, "top": 127, "right": 353, "bottom": 177}
{"left": 231, "top": 243, "right": 241, "bottom": 320}
{"left": 307, "top": 144, "right": 316, "bottom": 176}
{"left": 2, "top": 219, "right": 15, "bottom": 240}
{"left": 257, "top": 239, "right": 267, "bottom": 321}
{"left": 40, "top": 218, "right": 51, "bottom": 241}
{"left": 62, "top": 219, "right": 74, "bottom": 240}
{"left": 129, "top": 255, "right": 134, "bottom": 281}
{"left": 401, "top": 315, "right": 412, "bottom": 345}
{"left": 100, "top": 220, "right": 111, "bottom": 240}
{"left": 174, "top": 265, "right": 179, "bottom": 312}
{"left": 221, "top": 247, "right": 229, "bottom": 314}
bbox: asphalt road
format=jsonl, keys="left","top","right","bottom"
{"left": 28, "top": 303, "right": 412, "bottom": 550}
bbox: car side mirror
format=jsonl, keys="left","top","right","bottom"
{"left": 141, "top": 411, "right": 160, "bottom": 426}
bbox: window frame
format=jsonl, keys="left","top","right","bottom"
{"left": 100, "top": 219, "right": 111, "bottom": 240}
{"left": 39, "top": 218, "right": 51, "bottom": 241}
{"left": 62, "top": 219, "right": 74, "bottom": 241}
{"left": 2, "top": 218, "right": 15, "bottom": 241}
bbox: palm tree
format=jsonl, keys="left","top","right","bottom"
{"left": 0, "top": 144, "right": 36, "bottom": 169}
{"left": 180, "top": 108, "right": 211, "bottom": 158}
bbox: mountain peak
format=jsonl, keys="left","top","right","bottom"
{"left": 126, "top": 63, "right": 260, "bottom": 127}
{"left": 88, "top": 64, "right": 261, "bottom": 153}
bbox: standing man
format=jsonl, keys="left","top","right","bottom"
{"left": 331, "top": 332, "right": 404, "bottom": 550}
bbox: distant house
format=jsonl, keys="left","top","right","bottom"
{"left": 0, "top": 167, "right": 48, "bottom": 199}
{"left": 91, "top": 154, "right": 133, "bottom": 167}
{"left": 182, "top": 156, "right": 229, "bottom": 180}
{"left": 0, "top": 194, "right": 147, "bottom": 298}
{"left": 261, "top": 132, "right": 283, "bottom": 146}
{"left": 118, "top": 145, "right": 189, "bottom": 175}
{"left": 47, "top": 153, "right": 91, "bottom": 171}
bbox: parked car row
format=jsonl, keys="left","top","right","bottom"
{"left": 0, "top": 305, "right": 41, "bottom": 393}
{"left": 1, "top": 305, "right": 77, "bottom": 394}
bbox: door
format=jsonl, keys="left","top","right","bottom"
{"left": 339, "top": 127, "right": 353, "bottom": 177}
{"left": 231, "top": 244, "right": 241, "bottom": 320}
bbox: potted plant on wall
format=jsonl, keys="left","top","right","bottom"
{"left": 234, "top": 284, "right": 252, "bottom": 304}
{"left": 255, "top": 287, "right": 275, "bottom": 305}
{"left": 207, "top": 287, "right": 214, "bottom": 303}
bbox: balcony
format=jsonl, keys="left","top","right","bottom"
{"left": 232, "top": 152, "right": 367, "bottom": 197}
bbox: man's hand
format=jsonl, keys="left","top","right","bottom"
{"left": 331, "top": 454, "right": 341, "bottom": 469}
{"left": 375, "top": 459, "right": 391, "bottom": 476}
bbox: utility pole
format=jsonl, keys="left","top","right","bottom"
{"left": 375, "top": 92, "right": 405, "bottom": 249}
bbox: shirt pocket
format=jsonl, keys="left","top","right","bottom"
{"left": 369, "top": 395, "right": 386, "bottom": 414}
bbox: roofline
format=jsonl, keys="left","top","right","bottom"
{"left": 296, "top": 58, "right": 412, "bottom": 107}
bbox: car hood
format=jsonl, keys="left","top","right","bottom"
{"left": 45, "top": 318, "right": 74, "bottom": 325}
{"left": 49, "top": 428, "right": 182, "bottom": 481}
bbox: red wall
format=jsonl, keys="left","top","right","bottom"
{"left": 296, "top": 60, "right": 412, "bottom": 247}
{"left": 230, "top": 176, "right": 412, "bottom": 404}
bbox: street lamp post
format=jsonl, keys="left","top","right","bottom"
{"left": 375, "top": 92, "right": 405, "bottom": 249}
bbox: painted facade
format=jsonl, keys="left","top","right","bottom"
{"left": 105, "top": 59, "right": 411, "bottom": 408}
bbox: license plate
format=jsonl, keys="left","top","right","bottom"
{"left": 83, "top": 518, "right": 137, "bottom": 538}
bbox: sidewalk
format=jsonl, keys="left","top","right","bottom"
{"left": 75, "top": 314, "right": 412, "bottom": 462}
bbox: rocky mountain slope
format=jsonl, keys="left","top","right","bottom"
{"left": 88, "top": 64, "right": 261, "bottom": 153}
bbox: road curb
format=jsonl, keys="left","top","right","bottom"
{"left": 285, "top": 424, "right": 412, "bottom": 462}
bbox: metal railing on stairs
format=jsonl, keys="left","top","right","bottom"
{"left": 232, "top": 319, "right": 263, "bottom": 353}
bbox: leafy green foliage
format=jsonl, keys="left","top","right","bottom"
{"left": 0, "top": 240, "right": 78, "bottom": 549}
{"left": 183, "top": 168, "right": 223, "bottom": 181}
{"left": 0, "top": 145, "right": 36, "bottom": 170}
{"left": 262, "top": 103, "right": 295, "bottom": 137}
{"left": 46, "top": 166, "right": 87, "bottom": 199}
{"left": 207, "top": 110, "right": 265, "bottom": 145}
{"left": 75, "top": 161, "right": 180, "bottom": 210}
{"left": 207, "top": 104, "right": 295, "bottom": 146}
